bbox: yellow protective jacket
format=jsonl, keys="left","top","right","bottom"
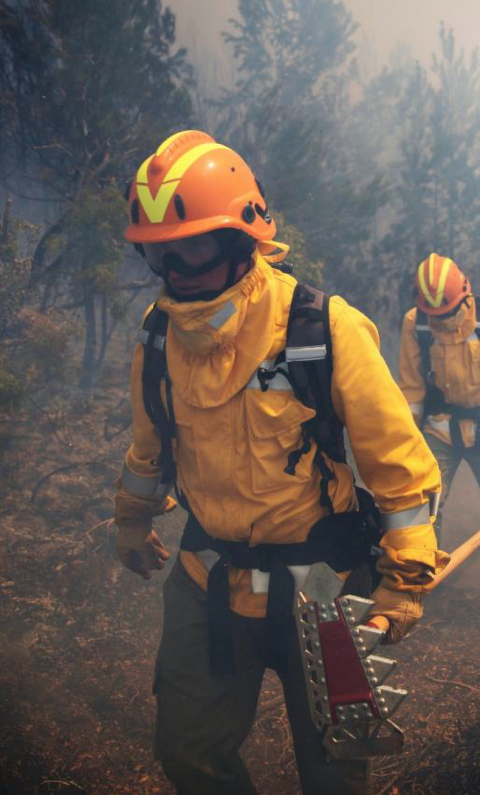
{"left": 399, "top": 299, "right": 480, "bottom": 447}
{"left": 116, "top": 251, "right": 447, "bottom": 618}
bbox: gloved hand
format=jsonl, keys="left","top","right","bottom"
{"left": 368, "top": 581, "right": 424, "bottom": 644}
{"left": 115, "top": 523, "right": 170, "bottom": 580}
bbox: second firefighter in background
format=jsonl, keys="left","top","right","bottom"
{"left": 399, "top": 253, "right": 480, "bottom": 543}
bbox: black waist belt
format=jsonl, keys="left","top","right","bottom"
{"left": 429, "top": 404, "right": 479, "bottom": 449}
{"left": 426, "top": 400, "right": 479, "bottom": 420}
{"left": 180, "top": 494, "right": 381, "bottom": 676}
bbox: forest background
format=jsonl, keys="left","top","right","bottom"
{"left": 0, "top": 1, "right": 479, "bottom": 793}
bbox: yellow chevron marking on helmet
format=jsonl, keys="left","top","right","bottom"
{"left": 137, "top": 181, "right": 180, "bottom": 223}
{"left": 429, "top": 253, "right": 436, "bottom": 285}
{"left": 137, "top": 143, "right": 230, "bottom": 223}
{"left": 419, "top": 257, "right": 452, "bottom": 307}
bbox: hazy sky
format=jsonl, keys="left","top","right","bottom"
{"left": 172, "top": 0, "right": 480, "bottom": 76}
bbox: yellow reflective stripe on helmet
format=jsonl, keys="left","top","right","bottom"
{"left": 434, "top": 257, "right": 452, "bottom": 306}
{"left": 164, "top": 142, "right": 229, "bottom": 182}
{"left": 137, "top": 142, "right": 229, "bottom": 224}
{"left": 417, "top": 262, "right": 430, "bottom": 303}
{"left": 418, "top": 263, "right": 432, "bottom": 303}
{"left": 418, "top": 257, "right": 452, "bottom": 308}
{"left": 428, "top": 252, "right": 436, "bottom": 285}
{"left": 155, "top": 130, "right": 203, "bottom": 158}
{"left": 136, "top": 131, "right": 197, "bottom": 184}
{"left": 137, "top": 154, "right": 154, "bottom": 185}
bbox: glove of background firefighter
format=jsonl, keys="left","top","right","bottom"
{"left": 115, "top": 522, "right": 170, "bottom": 580}
{"left": 369, "top": 582, "right": 423, "bottom": 644}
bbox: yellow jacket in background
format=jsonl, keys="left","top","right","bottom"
{"left": 399, "top": 299, "right": 480, "bottom": 447}
{"left": 116, "top": 252, "right": 447, "bottom": 617}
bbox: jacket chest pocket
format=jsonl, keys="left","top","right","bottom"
{"left": 244, "top": 390, "right": 316, "bottom": 494}
{"left": 467, "top": 339, "right": 480, "bottom": 384}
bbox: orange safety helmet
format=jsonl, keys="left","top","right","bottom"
{"left": 124, "top": 130, "right": 276, "bottom": 244}
{"left": 415, "top": 253, "right": 471, "bottom": 316}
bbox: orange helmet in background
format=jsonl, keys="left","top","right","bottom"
{"left": 415, "top": 253, "right": 471, "bottom": 316}
{"left": 125, "top": 130, "right": 275, "bottom": 243}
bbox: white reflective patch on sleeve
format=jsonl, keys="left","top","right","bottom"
{"left": 380, "top": 502, "right": 431, "bottom": 531}
{"left": 121, "top": 462, "right": 165, "bottom": 497}
{"left": 428, "top": 491, "right": 441, "bottom": 519}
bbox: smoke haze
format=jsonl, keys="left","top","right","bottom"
{"left": 173, "top": 0, "right": 480, "bottom": 75}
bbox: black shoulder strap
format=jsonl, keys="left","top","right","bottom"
{"left": 414, "top": 307, "right": 433, "bottom": 383}
{"left": 139, "top": 306, "right": 176, "bottom": 485}
{"left": 286, "top": 283, "right": 346, "bottom": 465}
{"left": 414, "top": 307, "right": 452, "bottom": 420}
{"left": 475, "top": 297, "right": 480, "bottom": 340}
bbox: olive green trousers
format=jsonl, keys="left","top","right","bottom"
{"left": 154, "top": 558, "right": 372, "bottom": 795}
{"left": 424, "top": 432, "right": 480, "bottom": 545}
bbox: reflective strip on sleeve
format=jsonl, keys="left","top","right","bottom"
{"left": 137, "top": 329, "right": 165, "bottom": 350}
{"left": 380, "top": 502, "right": 431, "bottom": 531}
{"left": 121, "top": 462, "right": 165, "bottom": 497}
{"left": 245, "top": 359, "right": 293, "bottom": 391}
{"left": 428, "top": 491, "right": 440, "bottom": 519}
{"left": 285, "top": 345, "right": 326, "bottom": 362}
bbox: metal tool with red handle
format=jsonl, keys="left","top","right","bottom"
{"left": 295, "top": 562, "right": 407, "bottom": 759}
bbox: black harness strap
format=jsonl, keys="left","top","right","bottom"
{"left": 273, "top": 284, "right": 346, "bottom": 516}
{"left": 141, "top": 306, "right": 177, "bottom": 484}
{"left": 286, "top": 284, "right": 346, "bottom": 466}
{"left": 181, "top": 491, "right": 381, "bottom": 675}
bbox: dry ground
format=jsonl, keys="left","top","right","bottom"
{"left": 0, "top": 366, "right": 479, "bottom": 795}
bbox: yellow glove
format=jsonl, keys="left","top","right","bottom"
{"left": 369, "top": 581, "right": 423, "bottom": 644}
{"left": 375, "top": 524, "right": 449, "bottom": 591}
{"left": 115, "top": 523, "right": 170, "bottom": 580}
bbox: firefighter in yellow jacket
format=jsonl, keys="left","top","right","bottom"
{"left": 115, "top": 131, "right": 448, "bottom": 795}
{"left": 399, "top": 253, "right": 480, "bottom": 544}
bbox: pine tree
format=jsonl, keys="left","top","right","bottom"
{"left": 217, "top": 0, "right": 383, "bottom": 306}
{"left": 0, "top": 0, "right": 193, "bottom": 387}
{"left": 376, "top": 26, "right": 480, "bottom": 328}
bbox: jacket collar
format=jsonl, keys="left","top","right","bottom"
{"left": 156, "top": 251, "right": 280, "bottom": 407}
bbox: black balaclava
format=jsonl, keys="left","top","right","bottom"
{"left": 145, "top": 229, "right": 256, "bottom": 302}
